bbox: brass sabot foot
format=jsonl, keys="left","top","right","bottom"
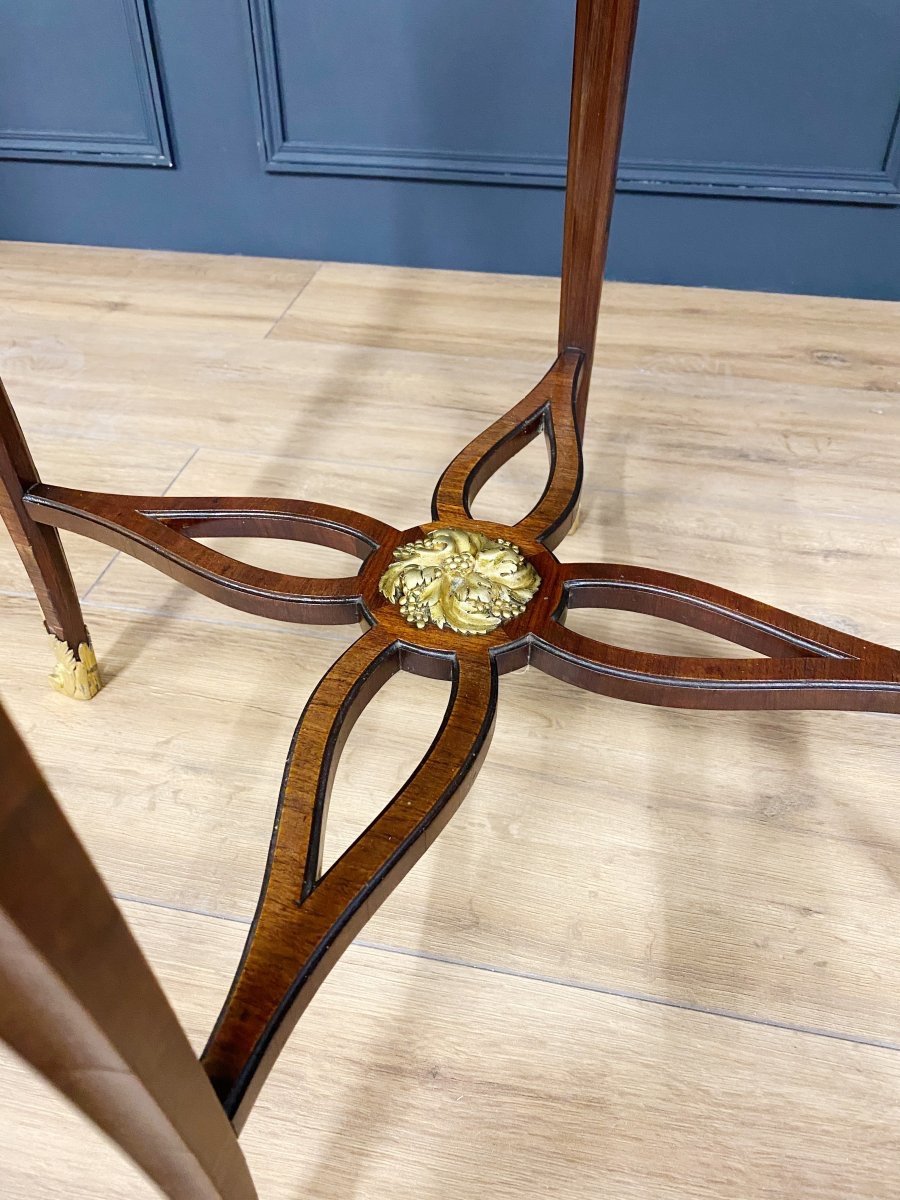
{"left": 49, "top": 634, "right": 103, "bottom": 701}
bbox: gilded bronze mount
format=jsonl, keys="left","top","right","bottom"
{"left": 378, "top": 527, "right": 541, "bottom": 636}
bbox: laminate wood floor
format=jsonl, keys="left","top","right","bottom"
{"left": 1, "top": 240, "right": 899, "bottom": 1199}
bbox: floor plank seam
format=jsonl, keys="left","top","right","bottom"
{"left": 262, "top": 264, "right": 324, "bottom": 340}
{"left": 199, "top": 448, "right": 441, "bottom": 478}
{"left": 79, "top": 554, "right": 121, "bottom": 603}
{"left": 6, "top": 421, "right": 206, "bottom": 454}
{"left": 116, "top": 891, "right": 253, "bottom": 926}
{"left": 79, "top": 599, "right": 353, "bottom": 643}
{"left": 354, "top": 939, "right": 900, "bottom": 1054}
{"left": 79, "top": 445, "right": 201, "bottom": 601}
{"left": 111, "top": 891, "right": 900, "bottom": 1056}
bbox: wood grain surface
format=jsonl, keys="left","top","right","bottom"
{"left": 0, "top": 705, "right": 257, "bottom": 1200}
{"left": 1, "top": 226, "right": 899, "bottom": 1197}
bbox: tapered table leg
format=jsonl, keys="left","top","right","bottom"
{"left": 0, "top": 377, "right": 101, "bottom": 698}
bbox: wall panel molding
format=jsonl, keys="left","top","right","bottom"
{"left": 249, "top": 0, "right": 900, "bottom": 206}
{"left": 0, "top": 0, "right": 172, "bottom": 167}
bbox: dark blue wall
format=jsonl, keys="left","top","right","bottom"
{"left": 1, "top": 1, "right": 898, "bottom": 299}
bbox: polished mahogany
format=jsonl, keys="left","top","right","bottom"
{"left": 1, "top": 2, "right": 897, "bottom": 1195}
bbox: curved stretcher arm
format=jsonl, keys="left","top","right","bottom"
{"left": 201, "top": 628, "right": 499, "bottom": 1129}
{"left": 531, "top": 562, "right": 900, "bottom": 712}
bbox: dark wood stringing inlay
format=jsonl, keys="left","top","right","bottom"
{"left": 1, "top": 2, "right": 897, "bottom": 1194}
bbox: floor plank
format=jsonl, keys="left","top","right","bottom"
{"left": 4, "top": 901, "right": 899, "bottom": 1200}
{"left": 4, "top": 593, "right": 899, "bottom": 1047}
{"left": 271, "top": 261, "right": 900, "bottom": 393}
{"left": 0, "top": 241, "right": 320, "bottom": 338}
{"left": 0, "top": 431, "right": 195, "bottom": 600}
{"left": 1, "top": 242, "right": 899, "bottom": 1198}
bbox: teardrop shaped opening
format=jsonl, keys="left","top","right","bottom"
{"left": 469, "top": 428, "right": 551, "bottom": 527}
{"left": 563, "top": 607, "right": 767, "bottom": 658}
{"left": 316, "top": 671, "right": 452, "bottom": 883}
{"left": 194, "top": 536, "right": 364, "bottom": 577}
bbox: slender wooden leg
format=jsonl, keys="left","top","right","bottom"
{"left": 0, "top": 376, "right": 101, "bottom": 698}
{"left": 559, "top": 0, "right": 641, "bottom": 431}
{"left": 0, "top": 704, "right": 258, "bottom": 1200}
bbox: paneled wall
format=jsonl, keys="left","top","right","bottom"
{"left": 0, "top": 0, "right": 170, "bottom": 166}
{"left": 1, "top": 1, "right": 898, "bottom": 298}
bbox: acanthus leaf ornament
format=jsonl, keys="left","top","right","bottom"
{"left": 378, "top": 527, "right": 541, "bottom": 635}
{"left": 48, "top": 635, "right": 102, "bottom": 701}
